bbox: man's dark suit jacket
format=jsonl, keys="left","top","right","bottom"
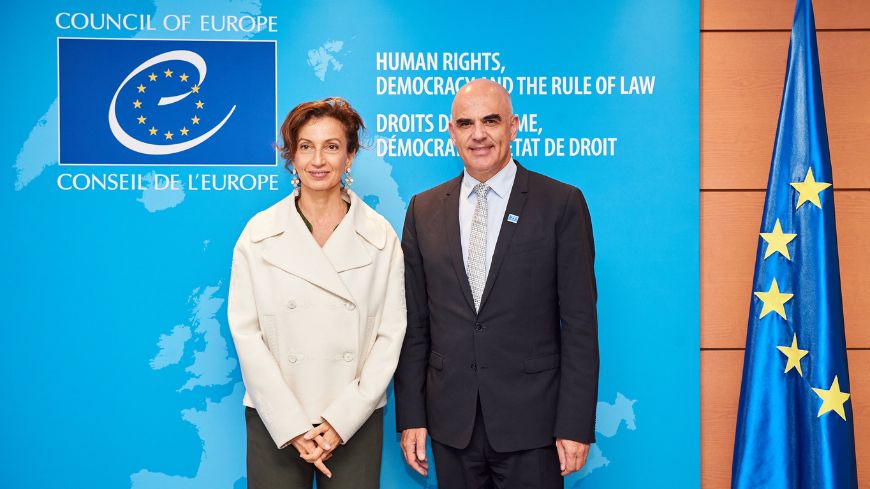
{"left": 395, "top": 162, "right": 599, "bottom": 453}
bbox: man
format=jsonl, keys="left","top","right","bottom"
{"left": 395, "top": 79, "right": 599, "bottom": 489}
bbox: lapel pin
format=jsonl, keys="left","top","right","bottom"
{"left": 507, "top": 214, "right": 519, "bottom": 223}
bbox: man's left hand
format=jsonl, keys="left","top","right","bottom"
{"left": 555, "top": 438, "right": 590, "bottom": 476}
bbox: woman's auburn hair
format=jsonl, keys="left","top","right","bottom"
{"left": 278, "top": 97, "right": 365, "bottom": 171}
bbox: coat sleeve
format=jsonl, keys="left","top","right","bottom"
{"left": 393, "top": 195, "right": 432, "bottom": 431}
{"left": 554, "top": 187, "right": 600, "bottom": 443}
{"left": 228, "top": 230, "right": 313, "bottom": 448}
{"left": 320, "top": 231, "right": 408, "bottom": 443}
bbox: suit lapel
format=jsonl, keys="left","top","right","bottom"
{"left": 442, "top": 176, "right": 476, "bottom": 313}
{"left": 478, "top": 163, "right": 530, "bottom": 312}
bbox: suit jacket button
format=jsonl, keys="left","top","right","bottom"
{"left": 287, "top": 300, "right": 297, "bottom": 309}
{"left": 343, "top": 352, "right": 354, "bottom": 362}
{"left": 470, "top": 362, "right": 477, "bottom": 371}
{"left": 288, "top": 355, "right": 298, "bottom": 364}
{"left": 345, "top": 302, "right": 356, "bottom": 311}
{"left": 475, "top": 322, "right": 484, "bottom": 331}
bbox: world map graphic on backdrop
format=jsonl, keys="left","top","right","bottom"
{"left": 132, "top": 282, "right": 636, "bottom": 488}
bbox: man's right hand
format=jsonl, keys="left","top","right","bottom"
{"left": 400, "top": 428, "right": 429, "bottom": 476}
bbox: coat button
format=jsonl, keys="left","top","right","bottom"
{"left": 287, "top": 300, "right": 297, "bottom": 309}
{"left": 343, "top": 352, "right": 354, "bottom": 362}
{"left": 475, "top": 322, "right": 484, "bottom": 331}
{"left": 288, "top": 355, "right": 298, "bottom": 364}
{"left": 470, "top": 362, "right": 478, "bottom": 371}
{"left": 345, "top": 302, "right": 356, "bottom": 311}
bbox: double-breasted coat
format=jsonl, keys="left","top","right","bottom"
{"left": 228, "top": 189, "right": 406, "bottom": 448}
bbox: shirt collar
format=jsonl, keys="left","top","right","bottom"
{"left": 461, "top": 159, "right": 517, "bottom": 199}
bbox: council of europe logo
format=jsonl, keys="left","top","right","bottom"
{"left": 58, "top": 38, "right": 277, "bottom": 166}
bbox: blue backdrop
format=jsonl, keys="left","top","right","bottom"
{"left": 1, "top": 1, "right": 699, "bottom": 487}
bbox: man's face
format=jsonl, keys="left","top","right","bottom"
{"left": 448, "top": 84, "right": 518, "bottom": 181}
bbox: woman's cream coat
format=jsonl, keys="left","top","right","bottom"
{"left": 228, "top": 190, "right": 406, "bottom": 448}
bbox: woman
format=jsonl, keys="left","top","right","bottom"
{"left": 228, "top": 97, "right": 406, "bottom": 489}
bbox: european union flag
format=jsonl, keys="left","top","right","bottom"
{"left": 731, "top": 0, "right": 858, "bottom": 487}
{"left": 58, "top": 38, "right": 276, "bottom": 166}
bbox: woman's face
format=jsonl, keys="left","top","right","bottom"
{"left": 293, "top": 116, "right": 353, "bottom": 194}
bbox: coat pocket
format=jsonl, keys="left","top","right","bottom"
{"left": 429, "top": 351, "right": 444, "bottom": 370}
{"left": 523, "top": 353, "right": 560, "bottom": 373}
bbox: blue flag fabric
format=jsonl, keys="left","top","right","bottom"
{"left": 58, "top": 38, "right": 277, "bottom": 166}
{"left": 731, "top": 0, "right": 858, "bottom": 487}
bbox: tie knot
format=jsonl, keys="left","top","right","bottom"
{"left": 474, "top": 183, "right": 490, "bottom": 199}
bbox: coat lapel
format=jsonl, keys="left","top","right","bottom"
{"left": 253, "top": 193, "right": 363, "bottom": 304}
{"left": 322, "top": 191, "right": 382, "bottom": 273}
{"left": 478, "top": 163, "right": 530, "bottom": 312}
{"left": 442, "top": 176, "right": 476, "bottom": 312}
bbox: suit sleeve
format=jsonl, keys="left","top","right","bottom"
{"left": 394, "top": 195, "right": 432, "bottom": 431}
{"left": 228, "top": 231, "right": 313, "bottom": 448}
{"left": 554, "top": 188, "right": 599, "bottom": 443}
{"left": 321, "top": 232, "right": 408, "bottom": 443}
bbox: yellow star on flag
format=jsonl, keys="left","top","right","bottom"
{"left": 137, "top": 84, "right": 146, "bottom": 93}
{"left": 191, "top": 85, "right": 200, "bottom": 93}
{"left": 754, "top": 278, "right": 794, "bottom": 320}
{"left": 195, "top": 100, "right": 204, "bottom": 109}
{"left": 164, "top": 131, "right": 174, "bottom": 140}
{"left": 191, "top": 115, "right": 200, "bottom": 125}
{"left": 790, "top": 167, "right": 831, "bottom": 209}
{"left": 776, "top": 333, "right": 808, "bottom": 376}
{"left": 164, "top": 68, "right": 173, "bottom": 78}
{"left": 812, "top": 376, "right": 851, "bottom": 420}
{"left": 148, "top": 73, "right": 157, "bottom": 82}
{"left": 133, "top": 99, "right": 142, "bottom": 109}
{"left": 180, "top": 73, "right": 189, "bottom": 82}
{"left": 760, "top": 219, "right": 797, "bottom": 260}
{"left": 137, "top": 115, "right": 146, "bottom": 124}
{"left": 180, "top": 127, "right": 189, "bottom": 136}
{"left": 149, "top": 127, "right": 158, "bottom": 136}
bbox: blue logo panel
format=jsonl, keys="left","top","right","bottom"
{"left": 58, "top": 38, "right": 277, "bottom": 166}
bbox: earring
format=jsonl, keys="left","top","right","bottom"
{"left": 291, "top": 167, "right": 300, "bottom": 188}
{"left": 343, "top": 167, "right": 353, "bottom": 188}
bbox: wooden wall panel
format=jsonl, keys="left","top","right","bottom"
{"left": 701, "top": 350, "right": 870, "bottom": 489}
{"left": 701, "top": 190, "right": 870, "bottom": 349}
{"left": 702, "top": 0, "right": 870, "bottom": 31}
{"left": 701, "top": 32, "right": 870, "bottom": 190}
